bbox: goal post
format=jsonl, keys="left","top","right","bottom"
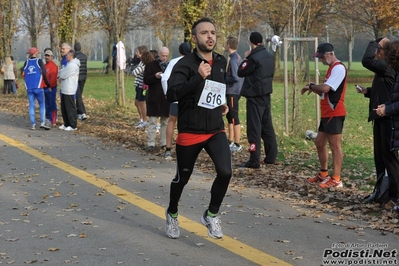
{"left": 282, "top": 37, "right": 320, "bottom": 135}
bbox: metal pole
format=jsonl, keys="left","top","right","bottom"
{"left": 283, "top": 38, "right": 289, "bottom": 134}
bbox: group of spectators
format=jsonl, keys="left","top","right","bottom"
{"left": 18, "top": 42, "right": 88, "bottom": 131}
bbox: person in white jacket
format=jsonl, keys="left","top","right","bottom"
{"left": 58, "top": 50, "right": 80, "bottom": 131}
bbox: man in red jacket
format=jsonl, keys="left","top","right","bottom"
{"left": 43, "top": 49, "right": 59, "bottom": 127}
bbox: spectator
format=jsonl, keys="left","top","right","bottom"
{"left": 374, "top": 39, "right": 399, "bottom": 211}
{"left": 58, "top": 50, "right": 80, "bottom": 131}
{"left": 2, "top": 56, "right": 16, "bottom": 94}
{"left": 74, "top": 42, "right": 88, "bottom": 121}
{"left": 43, "top": 49, "right": 59, "bottom": 127}
{"left": 301, "top": 43, "right": 348, "bottom": 188}
{"left": 143, "top": 47, "right": 170, "bottom": 151}
{"left": 237, "top": 32, "right": 278, "bottom": 168}
{"left": 22, "top": 47, "right": 51, "bottom": 130}
{"left": 131, "top": 46, "right": 151, "bottom": 128}
{"left": 225, "top": 36, "right": 244, "bottom": 152}
{"left": 161, "top": 42, "right": 191, "bottom": 159}
{"left": 358, "top": 37, "right": 399, "bottom": 203}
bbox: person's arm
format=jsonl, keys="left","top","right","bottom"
{"left": 38, "top": 59, "right": 51, "bottom": 87}
{"left": 131, "top": 62, "right": 144, "bottom": 77}
{"left": 361, "top": 40, "right": 389, "bottom": 75}
{"left": 237, "top": 57, "right": 257, "bottom": 77}
{"left": 161, "top": 63, "right": 174, "bottom": 95}
{"left": 225, "top": 54, "right": 240, "bottom": 84}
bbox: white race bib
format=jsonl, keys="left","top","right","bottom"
{"left": 197, "top": 79, "right": 226, "bottom": 109}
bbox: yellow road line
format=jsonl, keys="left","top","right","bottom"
{"left": 0, "top": 134, "right": 292, "bottom": 266}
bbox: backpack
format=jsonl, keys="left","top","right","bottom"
{"left": 363, "top": 171, "right": 390, "bottom": 204}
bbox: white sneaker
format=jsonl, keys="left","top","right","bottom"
{"left": 40, "top": 122, "right": 51, "bottom": 130}
{"left": 31, "top": 124, "right": 36, "bottom": 130}
{"left": 64, "top": 126, "right": 77, "bottom": 131}
{"left": 165, "top": 210, "right": 180, "bottom": 239}
{"left": 135, "top": 121, "right": 147, "bottom": 129}
{"left": 59, "top": 125, "right": 66, "bottom": 130}
{"left": 230, "top": 144, "right": 243, "bottom": 152}
{"left": 200, "top": 210, "right": 223, "bottom": 239}
{"left": 81, "top": 113, "right": 87, "bottom": 120}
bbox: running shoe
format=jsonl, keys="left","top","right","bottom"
{"left": 165, "top": 210, "right": 180, "bottom": 239}
{"left": 230, "top": 144, "right": 243, "bottom": 152}
{"left": 319, "top": 177, "right": 343, "bottom": 188}
{"left": 59, "top": 125, "right": 66, "bottom": 130}
{"left": 40, "top": 122, "right": 51, "bottom": 130}
{"left": 308, "top": 173, "right": 328, "bottom": 184}
{"left": 200, "top": 210, "right": 223, "bottom": 239}
{"left": 164, "top": 150, "right": 172, "bottom": 160}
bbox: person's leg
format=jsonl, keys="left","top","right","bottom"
{"left": 246, "top": 98, "right": 263, "bottom": 167}
{"left": 44, "top": 88, "right": 51, "bottom": 121}
{"left": 65, "top": 94, "right": 77, "bottom": 129}
{"left": 380, "top": 118, "right": 399, "bottom": 200}
{"left": 34, "top": 88, "right": 46, "bottom": 124}
{"left": 140, "top": 101, "right": 147, "bottom": 121}
{"left": 159, "top": 116, "right": 168, "bottom": 147}
{"left": 167, "top": 142, "right": 203, "bottom": 214}
{"left": 60, "top": 94, "right": 69, "bottom": 127}
{"left": 50, "top": 87, "right": 58, "bottom": 125}
{"left": 76, "top": 80, "right": 86, "bottom": 115}
{"left": 327, "top": 133, "right": 343, "bottom": 177}
{"left": 166, "top": 103, "right": 178, "bottom": 149}
{"left": 27, "top": 90, "right": 36, "bottom": 126}
{"left": 204, "top": 132, "right": 232, "bottom": 214}
{"left": 261, "top": 97, "right": 277, "bottom": 164}
{"left": 147, "top": 116, "right": 157, "bottom": 147}
{"left": 315, "top": 131, "right": 329, "bottom": 171}
{"left": 226, "top": 94, "right": 234, "bottom": 143}
{"left": 373, "top": 119, "right": 386, "bottom": 177}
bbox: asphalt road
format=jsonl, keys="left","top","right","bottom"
{"left": 0, "top": 111, "right": 398, "bottom": 266}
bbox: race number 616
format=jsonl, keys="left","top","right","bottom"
{"left": 206, "top": 92, "right": 222, "bottom": 106}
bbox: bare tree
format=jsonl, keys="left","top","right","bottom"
{"left": 19, "top": 0, "right": 47, "bottom": 48}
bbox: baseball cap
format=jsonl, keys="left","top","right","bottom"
{"left": 29, "top": 47, "right": 38, "bottom": 56}
{"left": 44, "top": 50, "right": 53, "bottom": 56}
{"left": 313, "top": 43, "right": 334, "bottom": 58}
{"left": 249, "top": 32, "right": 263, "bottom": 45}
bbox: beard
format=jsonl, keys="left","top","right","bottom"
{"left": 197, "top": 41, "right": 215, "bottom": 53}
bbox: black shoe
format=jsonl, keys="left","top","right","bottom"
{"left": 239, "top": 161, "right": 260, "bottom": 169}
{"left": 147, "top": 146, "right": 155, "bottom": 152}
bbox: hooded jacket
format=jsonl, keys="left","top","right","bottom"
{"left": 74, "top": 42, "right": 87, "bottom": 81}
{"left": 59, "top": 58, "right": 80, "bottom": 95}
{"left": 166, "top": 49, "right": 227, "bottom": 134}
{"left": 361, "top": 40, "right": 394, "bottom": 122}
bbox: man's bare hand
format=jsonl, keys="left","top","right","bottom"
{"left": 221, "top": 104, "right": 229, "bottom": 116}
{"left": 198, "top": 61, "right": 211, "bottom": 79}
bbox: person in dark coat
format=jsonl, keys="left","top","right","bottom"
{"left": 375, "top": 39, "right": 399, "bottom": 211}
{"left": 358, "top": 37, "right": 399, "bottom": 203}
{"left": 143, "top": 47, "right": 170, "bottom": 151}
{"left": 74, "top": 42, "right": 88, "bottom": 120}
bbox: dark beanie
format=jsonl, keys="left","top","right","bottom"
{"left": 249, "top": 32, "right": 263, "bottom": 45}
{"left": 74, "top": 42, "right": 82, "bottom": 51}
{"left": 178, "top": 42, "right": 191, "bottom": 56}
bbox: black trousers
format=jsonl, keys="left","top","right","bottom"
{"left": 61, "top": 94, "right": 77, "bottom": 128}
{"left": 246, "top": 95, "right": 278, "bottom": 165}
{"left": 76, "top": 80, "right": 86, "bottom": 115}
{"left": 373, "top": 118, "right": 399, "bottom": 198}
{"left": 168, "top": 132, "right": 232, "bottom": 215}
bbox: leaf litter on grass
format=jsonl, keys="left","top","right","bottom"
{"left": 1, "top": 95, "right": 398, "bottom": 235}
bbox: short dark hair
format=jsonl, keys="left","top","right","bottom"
{"left": 226, "top": 36, "right": 238, "bottom": 50}
{"left": 191, "top": 17, "right": 214, "bottom": 36}
{"left": 67, "top": 50, "right": 76, "bottom": 58}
